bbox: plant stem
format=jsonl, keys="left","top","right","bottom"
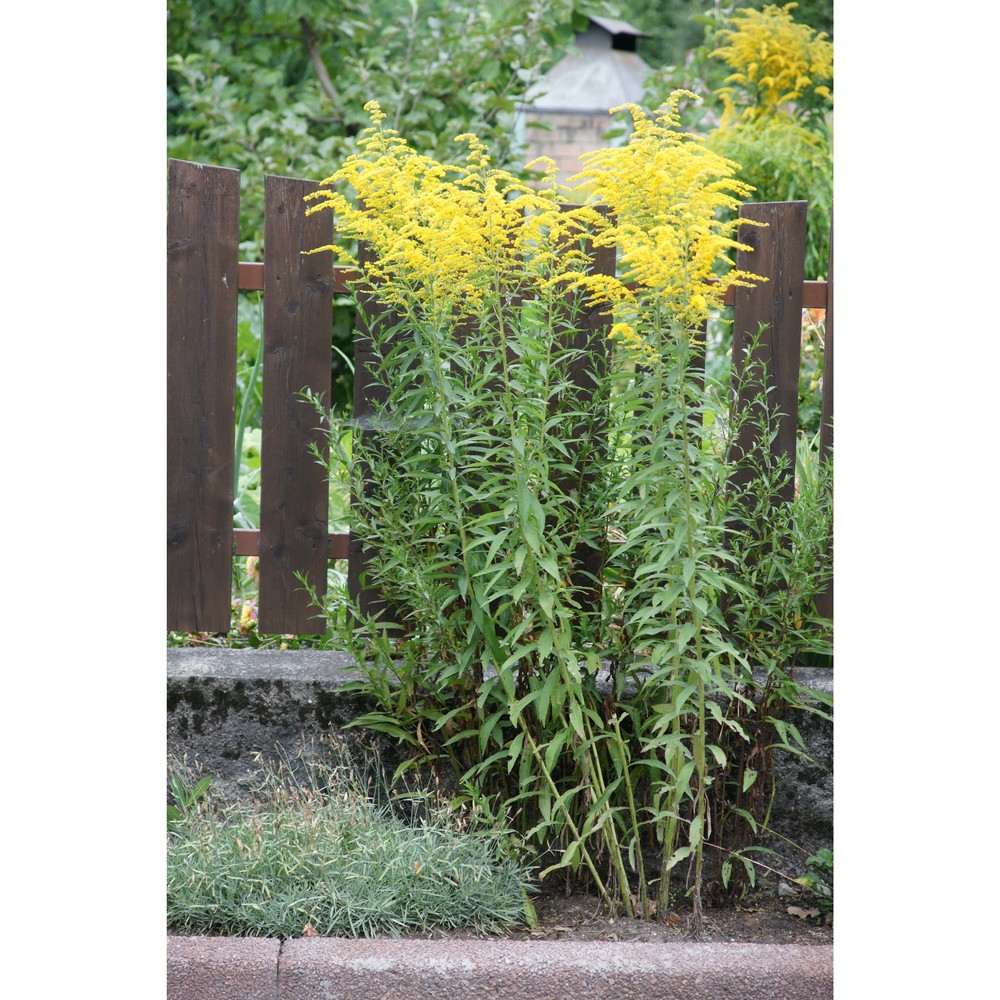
{"left": 676, "top": 330, "right": 710, "bottom": 937}
{"left": 520, "top": 723, "right": 611, "bottom": 901}
{"left": 611, "top": 712, "right": 648, "bottom": 917}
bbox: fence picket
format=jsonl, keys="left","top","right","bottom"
{"left": 729, "top": 201, "right": 808, "bottom": 505}
{"left": 348, "top": 241, "right": 407, "bottom": 627}
{"left": 167, "top": 159, "right": 240, "bottom": 632}
{"left": 257, "top": 175, "right": 336, "bottom": 634}
{"left": 552, "top": 204, "right": 615, "bottom": 615}
{"left": 819, "top": 215, "right": 833, "bottom": 463}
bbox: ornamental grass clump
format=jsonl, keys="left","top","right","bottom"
{"left": 167, "top": 750, "right": 533, "bottom": 939}
{"left": 304, "top": 95, "right": 832, "bottom": 935}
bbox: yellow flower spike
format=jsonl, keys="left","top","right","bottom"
{"left": 362, "top": 100, "right": 386, "bottom": 124}
{"left": 304, "top": 95, "right": 765, "bottom": 351}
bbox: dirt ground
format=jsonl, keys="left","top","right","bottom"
{"left": 390, "top": 872, "right": 832, "bottom": 946}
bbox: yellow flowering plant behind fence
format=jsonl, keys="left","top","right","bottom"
{"left": 283, "top": 97, "right": 834, "bottom": 931}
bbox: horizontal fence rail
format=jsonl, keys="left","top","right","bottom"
{"left": 168, "top": 160, "right": 833, "bottom": 635}
{"left": 236, "top": 259, "right": 830, "bottom": 309}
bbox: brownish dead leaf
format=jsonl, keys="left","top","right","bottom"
{"left": 787, "top": 906, "right": 822, "bottom": 920}
{"left": 629, "top": 894, "right": 658, "bottom": 918}
{"left": 663, "top": 912, "right": 683, "bottom": 928}
{"left": 302, "top": 922, "right": 320, "bottom": 937}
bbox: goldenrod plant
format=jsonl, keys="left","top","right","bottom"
{"left": 641, "top": 3, "right": 832, "bottom": 279}
{"left": 706, "top": 3, "right": 832, "bottom": 278}
{"left": 711, "top": 2, "right": 832, "bottom": 126}
{"left": 304, "top": 96, "right": 832, "bottom": 934}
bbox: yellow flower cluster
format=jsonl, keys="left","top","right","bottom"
{"left": 305, "top": 101, "right": 609, "bottom": 327}
{"left": 570, "top": 93, "right": 765, "bottom": 336}
{"left": 711, "top": 3, "right": 832, "bottom": 122}
{"left": 306, "top": 95, "right": 764, "bottom": 360}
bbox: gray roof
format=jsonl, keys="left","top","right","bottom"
{"left": 524, "top": 50, "right": 650, "bottom": 113}
{"left": 587, "top": 15, "right": 647, "bottom": 39}
{"left": 521, "top": 14, "right": 651, "bottom": 113}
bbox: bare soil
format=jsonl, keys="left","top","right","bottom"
{"left": 390, "top": 874, "right": 832, "bottom": 946}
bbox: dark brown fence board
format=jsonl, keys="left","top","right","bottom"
{"left": 257, "top": 175, "right": 335, "bottom": 634}
{"left": 729, "top": 201, "right": 808, "bottom": 505}
{"left": 553, "top": 204, "right": 616, "bottom": 611}
{"left": 819, "top": 218, "right": 833, "bottom": 463}
{"left": 167, "top": 159, "right": 240, "bottom": 632}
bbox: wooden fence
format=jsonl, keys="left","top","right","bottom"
{"left": 167, "top": 159, "right": 833, "bottom": 636}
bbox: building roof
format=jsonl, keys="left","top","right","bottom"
{"left": 523, "top": 16, "right": 651, "bottom": 113}
{"left": 587, "top": 15, "right": 648, "bottom": 40}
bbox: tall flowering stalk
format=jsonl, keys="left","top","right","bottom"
{"left": 570, "top": 94, "right": 763, "bottom": 334}
{"left": 567, "top": 94, "right": 768, "bottom": 930}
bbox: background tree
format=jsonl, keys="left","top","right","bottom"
{"left": 168, "top": 0, "right": 605, "bottom": 255}
{"left": 168, "top": 0, "right": 609, "bottom": 411}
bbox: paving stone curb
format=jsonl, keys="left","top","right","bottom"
{"left": 168, "top": 936, "right": 832, "bottom": 1000}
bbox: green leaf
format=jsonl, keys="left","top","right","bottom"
{"left": 478, "top": 709, "right": 505, "bottom": 756}
{"left": 510, "top": 689, "right": 538, "bottom": 727}
{"left": 513, "top": 543, "right": 528, "bottom": 575}
{"left": 537, "top": 628, "right": 553, "bottom": 663}
{"left": 544, "top": 728, "right": 571, "bottom": 774}
{"left": 536, "top": 664, "right": 559, "bottom": 725}
{"left": 507, "top": 731, "right": 525, "bottom": 773}
{"left": 540, "top": 838, "right": 581, "bottom": 878}
{"left": 664, "top": 844, "right": 692, "bottom": 872}
{"left": 689, "top": 815, "right": 703, "bottom": 848}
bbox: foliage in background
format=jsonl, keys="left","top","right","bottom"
{"left": 304, "top": 99, "right": 832, "bottom": 934}
{"left": 705, "top": 114, "right": 831, "bottom": 278}
{"left": 167, "top": 746, "right": 534, "bottom": 938}
{"left": 168, "top": 0, "right": 606, "bottom": 259}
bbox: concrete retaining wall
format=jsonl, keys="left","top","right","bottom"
{"left": 167, "top": 648, "right": 832, "bottom": 854}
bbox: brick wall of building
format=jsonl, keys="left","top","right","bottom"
{"left": 522, "top": 111, "right": 618, "bottom": 188}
